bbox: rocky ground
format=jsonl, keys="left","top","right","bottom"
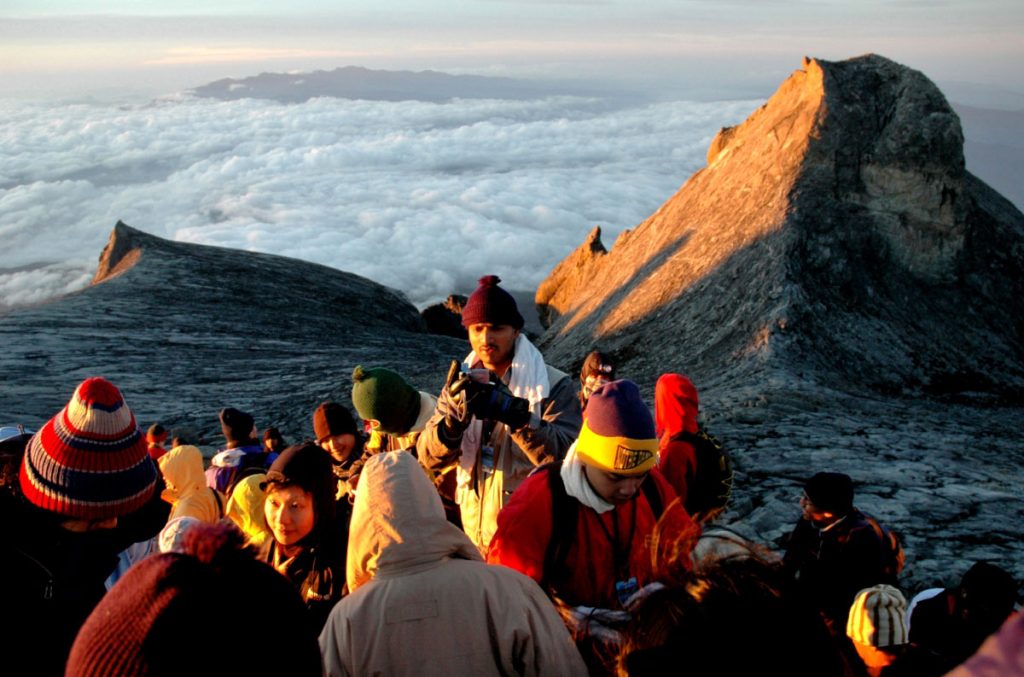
{"left": 705, "top": 389, "right": 1024, "bottom": 596}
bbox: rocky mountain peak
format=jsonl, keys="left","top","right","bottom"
{"left": 93, "top": 220, "right": 147, "bottom": 284}
{"left": 536, "top": 54, "right": 1024, "bottom": 402}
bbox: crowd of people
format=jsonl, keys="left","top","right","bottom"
{"left": 0, "top": 273, "right": 1020, "bottom": 676}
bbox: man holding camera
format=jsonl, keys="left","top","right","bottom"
{"left": 418, "top": 275, "right": 582, "bottom": 553}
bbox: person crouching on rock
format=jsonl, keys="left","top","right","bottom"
{"left": 258, "top": 442, "right": 346, "bottom": 633}
{"left": 782, "top": 472, "right": 897, "bottom": 633}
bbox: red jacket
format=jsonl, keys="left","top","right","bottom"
{"left": 654, "top": 374, "right": 699, "bottom": 507}
{"left": 487, "top": 467, "right": 697, "bottom": 609}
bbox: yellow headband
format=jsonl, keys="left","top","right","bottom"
{"left": 576, "top": 420, "right": 658, "bottom": 476}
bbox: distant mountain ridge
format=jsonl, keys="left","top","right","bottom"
{"left": 190, "top": 65, "right": 595, "bottom": 103}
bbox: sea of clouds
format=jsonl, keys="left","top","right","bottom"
{"left": 0, "top": 93, "right": 757, "bottom": 310}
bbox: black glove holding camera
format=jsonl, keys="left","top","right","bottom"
{"left": 467, "top": 377, "right": 532, "bottom": 431}
{"left": 436, "top": 360, "right": 493, "bottom": 441}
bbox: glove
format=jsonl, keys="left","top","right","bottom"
{"left": 467, "top": 377, "right": 532, "bottom": 430}
{"left": 436, "top": 360, "right": 474, "bottom": 441}
{"left": 562, "top": 605, "right": 630, "bottom": 644}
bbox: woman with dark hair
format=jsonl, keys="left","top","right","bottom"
{"left": 259, "top": 442, "right": 347, "bottom": 631}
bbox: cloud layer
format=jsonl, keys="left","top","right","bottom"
{"left": 0, "top": 93, "right": 755, "bottom": 308}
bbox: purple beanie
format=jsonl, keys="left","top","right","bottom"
{"left": 576, "top": 379, "right": 658, "bottom": 475}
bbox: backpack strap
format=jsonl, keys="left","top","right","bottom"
{"left": 541, "top": 460, "right": 576, "bottom": 591}
{"left": 640, "top": 474, "right": 663, "bottom": 520}
{"left": 210, "top": 487, "right": 225, "bottom": 519}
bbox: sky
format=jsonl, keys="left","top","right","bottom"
{"left": 2, "top": 1, "right": 1024, "bottom": 100}
{"left": 1, "top": 1, "right": 1023, "bottom": 311}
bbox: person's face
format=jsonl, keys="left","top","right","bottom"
{"left": 582, "top": 374, "right": 612, "bottom": 404}
{"left": 320, "top": 433, "right": 355, "bottom": 463}
{"left": 800, "top": 493, "right": 833, "bottom": 524}
{"left": 584, "top": 464, "right": 649, "bottom": 504}
{"left": 265, "top": 484, "right": 315, "bottom": 547}
{"left": 468, "top": 323, "right": 519, "bottom": 374}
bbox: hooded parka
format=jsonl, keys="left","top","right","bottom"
{"left": 319, "top": 451, "right": 587, "bottom": 677}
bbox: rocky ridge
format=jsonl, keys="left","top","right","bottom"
{"left": 0, "top": 222, "right": 466, "bottom": 444}
{"left": 538, "top": 55, "right": 1024, "bottom": 405}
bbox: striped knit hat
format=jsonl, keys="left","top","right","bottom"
{"left": 846, "top": 584, "right": 909, "bottom": 649}
{"left": 576, "top": 379, "right": 658, "bottom": 475}
{"left": 19, "top": 377, "right": 158, "bottom": 520}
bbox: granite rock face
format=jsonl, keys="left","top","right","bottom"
{"left": 0, "top": 222, "right": 467, "bottom": 445}
{"left": 537, "top": 55, "right": 1024, "bottom": 402}
{"left": 536, "top": 55, "right": 1024, "bottom": 592}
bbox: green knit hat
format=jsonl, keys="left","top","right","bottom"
{"left": 351, "top": 365, "right": 421, "bottom": 435}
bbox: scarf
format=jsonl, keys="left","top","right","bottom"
{"left": 560, "top": 439, "right": 615, "bottom": 514}
{"left": 458, "top": 333, "right": 550, "bottom": 479}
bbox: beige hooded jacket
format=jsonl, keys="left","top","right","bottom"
{"left": 319, "top": 451, "right": 587, "bottom": 677}
{"left": 158, "top": 445, "right": 222, "bottom": 524}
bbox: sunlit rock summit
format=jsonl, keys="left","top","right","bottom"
{"left": 537, "top": 54, "right": 1024, "bottom": 405}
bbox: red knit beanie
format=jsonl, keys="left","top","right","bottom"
{"left": 66, "top": 523, "right": 322, "bottom": 676}
{"left": 19, "top": 377, "right": 158, "bottom": 520}
{"left": 461, "top": 275, "right": 524, "bottom": 329}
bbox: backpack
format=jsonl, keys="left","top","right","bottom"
{"left": 670, "top": 427, "right": 733, "bottom": 519}
{"left": 540, "top": 460, "right": 664, "bottom": 591}
{"left": 860, "top": 510, "right": 906, "bottom": 579}
{"left": 212, "top": 451, "right": 270, "bottom": 497}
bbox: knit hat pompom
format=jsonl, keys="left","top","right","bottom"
{"left": 461, "top": 273, "right": 524, "bottom": 329}
{"left": 19, "top": 377, "right": 158, "bottom": 520}
{"left": 846, "top": 584, "right": 908, "bottom": 649}
{"left": 351, "top": 365, "right": 420, "bottom": 435}
{"left": 576, "top": 379, "right": 658, "bottom": 475}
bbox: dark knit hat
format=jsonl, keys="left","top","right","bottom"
{"left": 804, "top": 472, "right": 854, "bottom": 516}
{"left": 351, "top": 365, "right": 421, "bottom": 435}
{"left": 312, "top": 402, "right": 358, "bottom": 443}
{"left": 959, "top": 562, "right": 1018, "bottom": 621}
{"left": 460, "top": 275, "right": 524, "bottom": 329}
{"left": 19, "top": 377, "right": 158, "bottom": 520}
{"left": 66, "top": 523, "right": 321, "bottom": 676}
{"left": 576, "top": 379, "right": 658, "bottom": 475}
{"left": 219, "top": 407, "right": 255, "bottom": 445}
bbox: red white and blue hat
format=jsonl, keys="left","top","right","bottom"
{"left": 20, "top": 377, "right": 158, "bottom": 520}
